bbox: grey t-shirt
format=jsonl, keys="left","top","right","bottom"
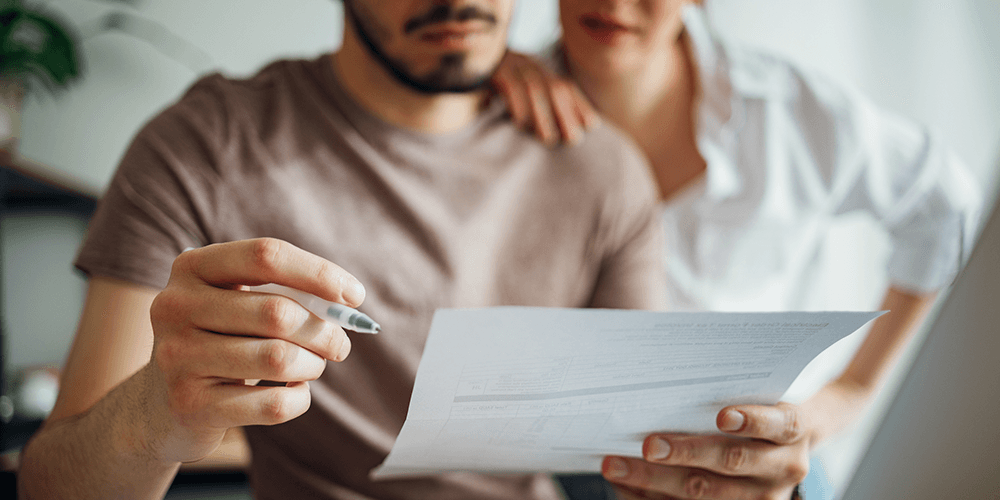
{"left": 76, "top": 54, "right": 666, "bottom": 499}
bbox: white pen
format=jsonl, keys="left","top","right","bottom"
{"left": 247, "top": 283, "right": 381, "bottom": 334}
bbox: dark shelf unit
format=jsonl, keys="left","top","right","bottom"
{"left": 0, "top": 164, "right": 97, "bottom": 453}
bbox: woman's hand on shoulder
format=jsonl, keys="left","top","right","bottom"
{"left": 491, "top": 51, "right": 599, "bottom": 146}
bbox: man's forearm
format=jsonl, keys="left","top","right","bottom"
{"left": 18, "top": 366, "right": 180, "bottom": 500}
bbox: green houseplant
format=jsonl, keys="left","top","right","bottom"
{"left": 0, "top": 0, "right": 191, "bottom": 159}
{"left": 0, "top": 1, "right": 81, "bottom": 92}
{"left": 0, "top": 0, "right": 84, "bottom": 155}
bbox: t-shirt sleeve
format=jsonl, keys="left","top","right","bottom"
{"left": 74, "top": 76, "right": 230, "bottom": 289}
{"left": 587, "top": 134, "right": 669, "bottom": 311}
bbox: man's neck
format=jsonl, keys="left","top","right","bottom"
{"left": 333, "top": 37, "right": 488, "bottom": 134}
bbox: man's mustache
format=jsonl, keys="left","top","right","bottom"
{"left": 404, "top": 4, "right": 498, "bottom": 34}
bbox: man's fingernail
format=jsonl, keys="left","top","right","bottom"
{"left": 720, "top": 410, "right": 745, "bottom": 432}
{"left": 605, "top": 457, "right": 629, "bottom": 479}
{"left": 335, "top": 335, "right": 352, "bottom": 362}
{"left": 344, "top": 279, "right": 366, "bottom": 305}
{"left": 647, "top": 437, "right": 671, "bottom": 460}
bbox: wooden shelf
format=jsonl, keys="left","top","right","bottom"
{"left": 1, "top": 157, "right": 98, "bottom": 214}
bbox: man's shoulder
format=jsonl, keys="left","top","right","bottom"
{"left": 507, "top": 118, "right": 657, "bottom": 210}
{"left": 175, "top": 56, "right": 325, "bottom": 110}
{"left": 555, "top": 120, "right": 651, "bottom": 182}
{"left": 135, "top": 55, "right": 334, "bottom": 152}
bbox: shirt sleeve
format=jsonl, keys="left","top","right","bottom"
{"left": 755, "top": 51, "right": 984, "bottom": 296}
{"left": 834, "top": 94, "right": 982, "bottom": 294}
{"left": 74, "top": 76, "right": 231, "bottom": 289}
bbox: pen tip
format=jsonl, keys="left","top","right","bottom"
{"left": 352, "top": 316, "right": 380, "bottom": 334}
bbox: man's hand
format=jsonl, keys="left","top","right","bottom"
{"left": 145, "top": 238, "right": 363, "bottom": 463}
{"left": 602, "top": 403, "right": 810, "bottom": 500}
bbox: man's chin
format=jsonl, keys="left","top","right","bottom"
{"left": 404, "top": 74, "right": 492, "bottom": 94}
{"left": 395, "top": 54, "right": 501, "bottom": 94}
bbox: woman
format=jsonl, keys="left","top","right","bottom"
{"left": 494, "top": 1, "right": 981, "bottom": 499}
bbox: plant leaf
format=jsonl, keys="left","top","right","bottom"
{"left": 0, "top": 7, "right": 80, "bottom": 90}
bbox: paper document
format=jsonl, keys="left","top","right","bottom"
{"left": 372, "top": 308, "right": 883, "bottom": 478}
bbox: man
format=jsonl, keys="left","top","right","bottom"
{"left": 17, "top": 1, "right": 665, "bottom": 499}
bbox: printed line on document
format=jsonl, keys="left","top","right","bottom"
{"left": 453, "top": 372, "right": 771, "bottom": 402}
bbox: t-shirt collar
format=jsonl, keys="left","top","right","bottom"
{"left": 321, "top": 53, "right": 506, "bottom": 148}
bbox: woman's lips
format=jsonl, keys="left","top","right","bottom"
{"left": 579, "top": 14, "right": 634, "bottom": 45}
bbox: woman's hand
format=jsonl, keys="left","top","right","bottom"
{"left": 491, "top": 51, "right": 599, "bottom": 146}
{"left": 603, "top": 402, "right": 813, "bottom": 500}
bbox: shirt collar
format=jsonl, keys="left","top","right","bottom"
{"left": 682, "top": 5, "right": 743, "bottom": 201}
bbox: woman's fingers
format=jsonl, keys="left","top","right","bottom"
{"left": 493, "top": 54, "right": 532, "bottom": 127}
{"left": 549, "top": 79, "right": 587, "bottom": 145}
{"left": 491, "top": 51, "right": 596, "bottom": 146}
{"left": 572, "top": 83, "right": 600, "bottom": 130}
{"left": 519, "top": 63, "right": 561, "bottom": 145}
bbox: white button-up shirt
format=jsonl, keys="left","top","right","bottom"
{"left": 663, "top": 6, "right": 982, "bottom": 312}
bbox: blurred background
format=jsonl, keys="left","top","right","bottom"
{"left": 1, "top": 0, "right": 998, "bottom": 498}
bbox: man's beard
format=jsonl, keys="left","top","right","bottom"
{"left": 344, "top": 1, "right": 503, "bottom": 94}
